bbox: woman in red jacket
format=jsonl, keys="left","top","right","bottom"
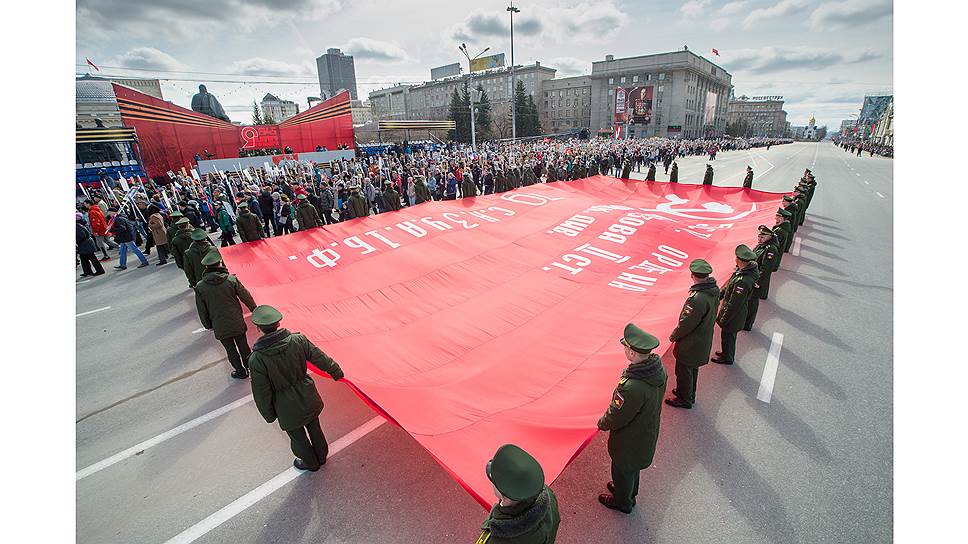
{"left": 85, "top": 199, "right": 117, "bottom": 260}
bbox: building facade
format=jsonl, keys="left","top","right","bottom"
{"left": 857, "top": 95, "right": 892, "bottom": 141}
{"left": 350, "top": 100, "right": 373, "bottom": 126}
{"left": 726, "top": 95, "right": 788, "bottom": 137}
{"left": 260, "top": 93, "right": 300, "bottom": 122}
{"left": 541, "top": 75, "right": 592, "bottom": 132}
{"left": 76, "top": 75, "right": 164, "bottom": 128}
{"left": 369, "top": 84, "right": 413, "bottom": 121}
{"left": 316, "top": 48, "right": 358, "bottom": 100}
{"left": 872, "top": 97, "right": 893, "bottom": 146}
{"left": 589, "top": 48, "right": 732, "bottom": 139}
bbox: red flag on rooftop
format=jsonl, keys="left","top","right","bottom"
{"left": 712, "top": 48, "right": 720, "bottom": 56}
{"left": 86, "top": 58, "right": 100, "bottom": 72}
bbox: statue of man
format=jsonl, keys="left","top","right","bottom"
{"left": 191, "top": 84, "right": 230, "bottom": 122}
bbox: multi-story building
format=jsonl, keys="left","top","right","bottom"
{"left": 726, "top": 95, "right": 788, "bottom": 137}
{"left": 316, "top": 48, "right": 358, "bottom": 100}
{"left": 541, "top": 75, "right": 592, "bottom": 133}
{"left": 260, "top": 93, "right": 299, "bottom": 122}
{"left": 857, "top": 95, "right": 892, "bottom": 141}
{"left": 369, "top": 84, "right": 412, "bottom": 120}
{"left": 589, "top": 48, "right": 732, "bottom": 139}
{"left": 872, "top": 97, "right": 893, "bottom": 146}
{"left": 350, "top": 100, "right": 373, "bottom": 126}
{"left": 76, "top": 75, "right": 164, "bottom": 128}
{"left": 839, "top": 118, "right": 858, "bottom": 138}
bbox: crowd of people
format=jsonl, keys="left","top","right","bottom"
{"left": 834, "top": 139, "right": 893, "bottom": 158}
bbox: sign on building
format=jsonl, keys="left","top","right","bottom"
{"left": 704, "top": 91, "right": 718, "bottom": 125}
{"left": 431, "top": 63, "right": 461, "bottom": 80}
{"left": 614, "top": 87, "right": 627, "bottom": 124}
{"left": 470, "top": 53, "right": 506, "bottom": 73}
{"left": 628, "top": 86, "right": 654, "bottom": 125}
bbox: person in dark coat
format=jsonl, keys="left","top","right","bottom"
{"left": 743, "top": 166, "right": 754, "bottom": 189}
{"left": 184, "top": 229, "right": 218, "bottom": 289}
{"left": 665, "top": 259, "right": 719, "bottom": 409}
{"left": 76, "top": 213, "right": 105, "bottom": 277}
{"left": 195, "top": 249, "right": 257, "bottom": 379}
{"left": 620, "top": 158, "right": 632, "bottom": 179}
{"left": 477, "top": 444, "right": 561, "bottom": 544}
{"left": 597, "top": 323, "right": 667, "bottom": 513}
{"left": 236, "top": 202, "right": 264, "bottom": 242}
{"left": 169, "top": 218, "right": 194, "bottom": 269}
{"left": 414, "top": 176, "right": 432, "bottom": 204}
{"left": 645, "top": 163, "right": 656, "bottom": 181}
{"left": 461, "top": 174, "right": 479, "bottom": 198}
{"left": 702, "top": 164, "right": 714, "bottom": 185}
{"left": 258, "top": 190, "right": 276, "bottom": 236}
{"left": 347, "top": 186, "right": 370, "bottom": 218}
{"left": 248, "top": 305, "right": 345, "bottom": 472}
{"left": 743, "top": 227, "right": 781, "bottom": 331}
{"left": 669, "top": 161, "right": 678, "bottom": 183}
{"left": 107, "top": 207, "right": 149, "bottom": 270}
{"left": 382, "top": 182, "right": 402, "bottom": 211}
{"left": 295, "top": 194, "right": 322, "bottom": 230}
{"left": 319, "top": 183, "right": 337, "bottom": 224}
{"left": 712, "top": 245, "right": 759, "bottom": 365}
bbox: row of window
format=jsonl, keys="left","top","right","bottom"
{"left": 545, "top": 87, "right": 589, "bottom": 98}
{"left": 547, "top": 97, "right": 591, "bottom": 108}
{"left": 607, "top": 73, "right": 666, "bottom": 85}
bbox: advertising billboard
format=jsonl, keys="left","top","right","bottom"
{"left": 431, "top": 62, "right": 461, "bottom": 80}
{"left": 628, "top": 86, "right": 654, "bottom": 125}
{"left": 704, "top": 91, "right": 718, "bottom": 125}
{"left": 614, "top": 87, "right": 627, "bottom": 124}
{"left": 470, "top": 53, "right": 505, "bottom": 72}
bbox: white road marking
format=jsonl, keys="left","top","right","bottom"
{"left": 191, "top": 327, "right": 206, "bottom": 334}
{"left": 864, "top": 180, "right": 870, "bottom": 185}
{"left": 163, "top": 416, "right": 387, "bottom": 544}
{"left": 76, "top": 395, "right": 254, "bottom": 481}
{"left": 855, "top": 173, "right": 861, "bottom": 177}
{"left": 876, "top": 192, "right": 885, "bottom": 199}
{"left": 77, "top": 280, "right": 91, "bottom": 284}
{"left": 791, "top": 237, "right": 802, "bottom": 256}
{"left": 76, "top": 306, "right": 111, "bottom": 318}
{"left": 756, "top": 332, "right": 784, "bottom": 403}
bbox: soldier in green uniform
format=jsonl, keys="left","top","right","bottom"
{"left": 476, "top": 444, "right": 560, "bottom": 544}
{"left": 574, "top": 160, "right": 587, "bottom": 180}
{"left": 184, "top": 228, "right": 218, "bottom": 289}
{"left": 773, "top": 209, "right": 794, "bottom": 254}
{"left": 236, "top": 202, "right": 264, "bottom": 242}
{"left": 597, "top": 323, "right": 667, "bottom": 513}
{"left": 347, "top": 185, "right": 370, "bottom": 218}
{"left": 414, "top": 176, "right": 432, "bottom": 204}
{"left": 169, "top": 217, "right": 194, "bottom": 270}
{"left": 165, "top": 210, "right": 184, "bottom": 246}
{"left": 711, "top": 245, "right": 759, "bottom": 365}
{"left": 794, "top": 187, "right": 808, "bottom": 226}
{"left": 702, "top": 164, "right": 714, "bottom": 185}
{"left": 295, "top": 193, "right": 322, "bottom": 230}
{"left": 382, "top": 181, "right": 402, "bottom": 211}
{"left": 462, "top": 174, "right": 479, "bottom": 198}
{"left": 743, "top": 227, "right": 780, "bottom": 331}
{"left": 645, "top": 163, "right": 656, "bottom": 181}
{"left": 620, "top": 158, "right": 632, "bottom": 179}
{"left": 665, "top": 259, "right": 719, "bottom": 409}
{"left": 248, "top": 305, "right": 345, "bottom": 472}
{"left": 194, "top": 248, "right": 257, "bottom": 379}
{"left": 669, "top": 162, "right": 678, "bottom": 183}
{"left": 743, "top": 166, "right": 754, "bottom": 189}
{"left": 545, "top": 164, "right": 558, "bottom": 183}
{"left": 782, "top": 196, "right": 800, "bottom": 234}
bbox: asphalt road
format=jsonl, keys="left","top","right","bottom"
{"left": 76, "top": 142, "right": 893, "bottom": 543}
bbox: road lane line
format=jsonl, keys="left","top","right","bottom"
{"left": 76, "top": 306, "right": 111, "bottom": 318}
{"left": 163, "top": 416, "right": 387, "bottom": 544}
{"left": 77, "top": 280, "right": 91, "bottom": 284}
{"left": 856, "top": 173, "right": 861, "bottom": 176}
{"left": 76, "top": 395, "right": 254, "bottom": 481}
{"left": 876, "top": 192, "right": 885, "bottom": 199}
{"left": 864, "top": 180, "right": 870, "bottom": 185}
{"left": 791, "top": 237, "right": 802, "bottom": 256}
{"left": 756, "top": 332, "right": 784, "bottom": 403}
{"left": 192, "top": 327, "right": 206, "bottom": 334}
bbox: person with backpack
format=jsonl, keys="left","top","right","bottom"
{"left": 215, "top": 201, "right": 237, "bottom": 247}
{"left": 107, "top": 207, "right": 149, "bottom": 270}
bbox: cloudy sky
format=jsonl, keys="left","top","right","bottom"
{"left": 76, "top": 0, "right": 892, "bottom": 128}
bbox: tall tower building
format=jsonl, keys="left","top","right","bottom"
{"left": 316, "top": 48, "right": 358, "bottom": 101}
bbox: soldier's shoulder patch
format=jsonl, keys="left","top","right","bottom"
{"left": 612, "top": 391, "right": 626, "bottom": 409}
{"left": 735, "top": 286, "right": 744, "bottom": 293}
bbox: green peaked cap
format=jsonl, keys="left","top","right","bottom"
{"left": 251, "top": 305, "right": 284, "bottom": 326}
{"left": 620, "top": 322, "right": 660, "bottom": 353}
{"left": 486, "top": 444, "right": 545, "bottom": 501}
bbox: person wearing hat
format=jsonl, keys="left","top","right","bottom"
{"left": 597, "top": 323, "right": 667, "bottom": 513}
{"left": 295, "top": 193, "right": 322, "bottom": 230}
{"left": 666, "top": 259, "right": 720, "bottom": 409}
{"left": 413, "top": 175, "right": 432, "bottom": 204}
{"left": 184, "top": 228, "right": 218, "bottom": 289}
{"left": 76, "top": 212, "right": 105, "bottom": 277}
{"left": 773, "top": 209, "right": 794, "bottom": 254}
{"left": 215, "top": 200, "right": 237, "bottom": 247}
{"left": 712, "top": 245, "right": 760, "bottom": 365}
{"left": 169, "top": 218, "right": 194, "bottom": 269}
{"left": 782, "top": 195, "right": 800, "bottom": 235}
{"left": 669, "top": 161, "right": 678, "bottom": 183}
{"left": 194, "top": 248, "right": 257, "bottom": 379}
{"left": 477, "top": 444, "right": 560, "bottom": 543}
{"left": 702, "top": 164, "right": 714, "bottom": 186}
{"left": 793, "top": 187, "right": 808, "bottom": 226}
{"left": 645, "top": 162, "right": 656, "bottom": 182}
{"left": 165, "top": 210, "right": 184, "bottom": 246}
{"left": 236, "top": 201, "right": 264, "bottom": 242}
{"left": 742, "top": 227, "right": 780, "bottom": 331}
{"left": 247, "top": 305, "right": 345, "bottom": 472}
{"left": 382, "top": 181, "right": 403, "bottom": 211}
{"left": 347, "top": 184, "right": 370, "bottom": 219}
{"left": 743, "top": 166, "right": 754, "bottom": 189}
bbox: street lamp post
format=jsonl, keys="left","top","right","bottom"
{"left": 507, "top": 2, "right": 520, "bottom": 143}
{"left": 459, "top": 44, "right": 490, "bottom": 151}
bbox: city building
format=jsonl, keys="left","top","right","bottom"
{"left": 589, "top": 48, "right": 732, "bottom": 139}
{"left": 857, "top": 95, "right": 893, "bottom": 141}
{"left": 316, "top": 48, "right": 358, "bottom": 101}
{"left": 260, "top": 93, "right": 299, "bottom": 122}
{"left": 76, "top": 74, "right": 164, "bottom": 128}
{"left": 369, "top": 84, "right": 413, "bottom": 121}
{"left": 726, "top": 95, "right": 788, "bottom": 137}
{"left": 350, "top": 100, "right": 373, "bottom": 126}
{"left": 840, "top": 118, "right": 858, "bottom": 138}
{"left": 791, "top": 116, "right": 824, "bottom": 140}
{"left": 541, "top": 75, "right": 592, "bottom": 133}
{"left": 872, "top": 97, "right": 893, "bottom": 146}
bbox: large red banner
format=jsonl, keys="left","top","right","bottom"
{"left": 220, "top": 176, "right": 787, "bottom": 507}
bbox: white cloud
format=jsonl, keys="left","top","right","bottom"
{"left": 718, "top": 1, "right": 749, "bottom": 16}
{"left": 724, "top": 46, "right": 849, "bottom": 74}
{"left": 743, "top": 0, "right": 810, "bottom": 28}
{"left": 115, "top": 47, "right": 183, "bottom": 71}
{"left": 548, "top": 57, "right": 591, "bottom": 76}
{"left": 228, "top": 57, "right": 314, "bottom": 77}
{"left": 680, "top": 0, "right": 712, "bottom": 17}
{"left": 340, "top": 37, "right": 412, "bottom": 63}
{"left": 452, "top": 1, "right": 627, "bottom": 45}
{"left": 809, "top": 0, "right": 892, "bottom": 30}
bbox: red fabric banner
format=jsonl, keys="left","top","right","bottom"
{"left": 220, "top": 176, "right": 787, "bottom": 508}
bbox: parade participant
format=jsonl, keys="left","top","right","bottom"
{"left": 169, "top": 218, "right": 193, "bottom": 269}
{"left": 665, "top": 260, "right": 719, "bottom": 409}
{"left": 645, "top": 163, "right": 656, "bottom": 181}
{"left": 319, "top": 182, "right": 337, "bottom": 225}
{"left": 461, "top": 172, "right": 478, "bottom": 198}
{"left": 85, "top": 199, "right": 116, "bottom": 260}
{"left": 782, "top": 196, "right": 800, "bottom": 235}
{"left": 279, "top": 195, "right": 295, "bottom": 234}
{"left": 165, "top": 210, "right": 184, "bottom": 247}
{"left": 194, "top": 248, "right": 257, "bottom": 379}
{"left": 669, "top": 161, "right": 678, "bottom": 183}
{"left": 295, "top": 193, "right": 322, "bottom": 230}
{"left": 248, "top": 305, "right": 345, "bottom": 472}
{"left": 703, "top": 164, "right": 714, "bottom": 185}
{"left": 383, "top": 181, "right": 403, "bottom": 211}
{"left": 147, "top": 205, "right": 169, "bottom": 266}
{"left": 620, "top": 158, "right": 632, "bottom": 179}
{"left": 773, "top": 209, "right": 794, "bottom": 255}
{"left": 743, "top": 227, "right": 780, "bottom": 331}
{"left": 107, "top": 207, "right": 149, "bottom": 270}
{"left": 215, "top": 201, "right": 237, "bottom": 247}
{"left": 477, "top": 444, "right": 560, "bottom": 544}
{"left": 597, "top": 323, "right": 667, "bottom": 513}
{"left": 347, "top": 184, "right": 370, "bottom": 218}
{"left": 712, "top": 245, "right": 759, "bottom": 365}
{"left": 184, "top": 228, "right": 217, "bottom": 289}
{"left": 414, "top": 175, "right": 432, "bottom": 204}
{"left": 258, "top": 189, "right": 276, "bottom": 236}
{"left": 76, "top": 212, "right": 105, "bottom": 277}
{"left": 236, "top": 202, "right": 264, "bottom": 242}
{"left": 743, "top": 166, "right": 754, "bottom": 189}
